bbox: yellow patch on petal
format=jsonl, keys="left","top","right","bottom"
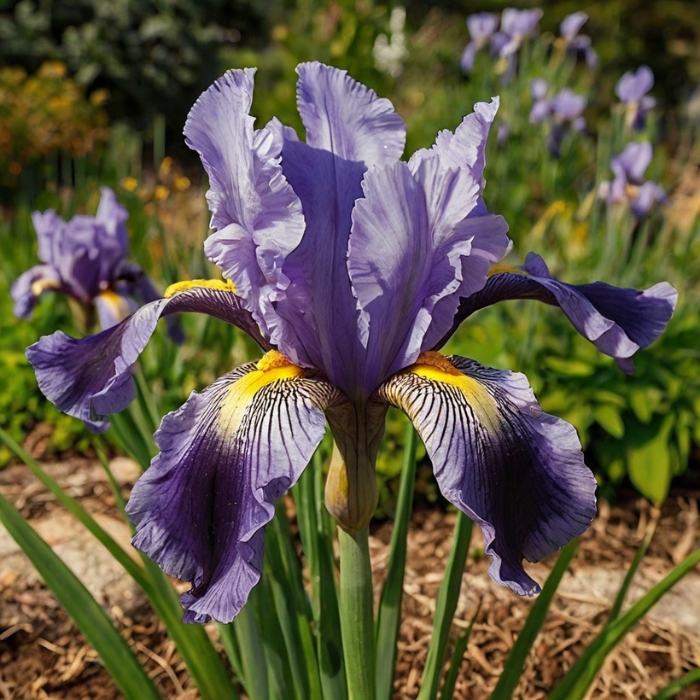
{"left": 164, "top": 278, "right": 236, "bottom": 298}
{"left": 218, "top": 351, "right": 304, "bottom": 438}
{"left": 30, "top": 278, "right": 61, "bottom": 296}
{"left": 409, "top": 352, "right": 500, "bottom": 432}
{"left": 96, "top": 290, "right": 133, "bottom": 324}
{"left": 487, "top": 263, "right": 523, "bottom": 277}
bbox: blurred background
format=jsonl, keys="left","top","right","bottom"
{"left": 1, "top": 0, "right": 699, "bottom": 512}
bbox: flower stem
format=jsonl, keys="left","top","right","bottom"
{"left": 338, "top": 525, "right": 376, "bottom": 700}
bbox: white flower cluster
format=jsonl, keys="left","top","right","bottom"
{"left": 372, "top": 7, "right": 408, "bottom": 78}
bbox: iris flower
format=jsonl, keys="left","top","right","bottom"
{"left": 598, "top": 141, "right": 667, "bottom": 217}
{"left": 559, "top": 12, "right": 598, "bottom": 68}
{"left": 529, "top": 80, "right": 587, "bottom": 157}
{"left": 616, "top": 66, "right": 656, "bottom": 131}
{"left": 12, "top": 187, "right": 172, "bottom": 332}
{"left": 461, "top": 12, "right": 499, "bottom": 72}
{"left": 27, "top": 63, "right": 677, "bottom": 624}
{"left": 492, "top": 8, "right": 543, "bottom": 82}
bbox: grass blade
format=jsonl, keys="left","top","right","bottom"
{"left": 416, "top": 512, "right": 473, "bottom": 700}
{"left": 550, "top": 548, "right": 700, "bottom": 700}
{"left": 652, "top": 667, "right": 700, "bottom": 699}
{"left": 294, "top": 453, "right": 347, "bottom": 699}
{"left": 375, "top": 421, "right": 418, "bottom": 700}
{"left": 265, "top": 504, "right": 322, "bottom": 700}
{"left": 607, "top": 509, "right": 659, "bottom": 622}
{"left": 0, "top": 491, "right": 161, "bottom": 700}
{"left": 439, "top": 602, "right": 480, "bottom": 700}
{"left": 234, "top": 587, "right": 272, "bottom": 700}
{"left": 490, "top": 539, "right": 579, "bottom": 699}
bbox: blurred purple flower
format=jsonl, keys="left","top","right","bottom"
{"left": 616, "top": 66, "right": 656, "bottom": 130}
{"left": 598, "top": 141, "right": 666, "bottom": 216}
{"left": 529, "top": 80, "right": 587, "bottom": 156}
{"left": 492, "top": 8, "right": 543, "bottom": 82}
{"left": 27, "top": 63, "right": 676, "bottom": 624}
{"left": 12, "top": 187, "right": 174, "bottom": 333}
{"left": 461, "top": 12, "right": 499, "bottom": 72}
{"left": 559, "top": 11, "right": 598, "bottom": 67}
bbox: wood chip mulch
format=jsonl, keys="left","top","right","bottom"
{"left": 1, "top": 458, "right": 699, "bottom": 699}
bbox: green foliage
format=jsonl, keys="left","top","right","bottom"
{"left": 0, "top": 0, "right": 266, "bottom": 129}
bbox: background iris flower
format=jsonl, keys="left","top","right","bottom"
{"left": 599, "top": 140, "right": 667, "bottom": 216}
{"left": 27, "top": 62, "right": 676, "bottom": 624}
{"left": 460, "top": 12, "right": 499, "bottom": 72}
{"left": 559, "top": 11, "right": 598, "bottom": 68}
{"left": 529, "top": 79, "right": 587, "bottom": 157}
{"left": 615, "top": 65, "right": 656, "bottom": 130}
{"left": 12, "top": 187, "right": 169, "bottom": 332}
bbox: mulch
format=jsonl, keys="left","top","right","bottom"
{"left": 1, "top": 457, "right": 699, "bottom": 699}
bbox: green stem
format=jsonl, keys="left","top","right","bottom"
{"left": 338, "top": 525, "right": 376, "bottom": 700}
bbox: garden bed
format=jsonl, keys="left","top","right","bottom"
{"left": 1, "top": 457, "right": 699, "bottom": 699}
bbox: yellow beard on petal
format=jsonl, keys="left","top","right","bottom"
{"left": 95, "top": 289, "right": 133, "bottom": 323}
{"left": 217, "top": 351, "right": 304, "bottom": 438}
{"left": 410, "top": 351, "right": 500, "bottom": 433}
{"left": 164, "top": 278, "right": 236, "bottom": 298}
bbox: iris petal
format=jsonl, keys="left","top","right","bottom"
{"left": 184, "top": 69, "right": 306, "bottom": 352}
{"left": 296, "top": 62, "right": 406, "bottom": 166}
{"left": 439, "top": 253, "right": 677, "bottom": 371}
{"left": 270, "top": 62, "right": 408, "bottom": 392}
{"left": 348, "top": 157, "right": 508, "bottom": 391}
{"left": 379, "top": 352, "right": 597, "bottom": 595}
{"left": 27, "top": 284, "right": 269, "bottom": 432}
{"left": 11, "top": 264, "right": 62, "bottom": 318}
{"left": 127, "top": 357, "right": 340, "bottom": 623}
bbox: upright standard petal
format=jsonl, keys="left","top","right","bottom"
{"left": 430, "top": 97, "right": 500, "bottom": 187}
{"left": 271, "top": 64, "right": 407, "bottom": 392}
{"left": 439, "top": 253, "right": 677, "bottom": 371}
{"left": 296, "top": 62, "right": 406, "bottom": 167}
{"left": 348, "top": 152, "right": 508, "bottom": 392}
{"left": 615, "top": 65, "right": 654, "bottom": 103}
{"left": 127, "top": 353, "right": 341, "bottom": 623}
{"left": 379, "top": 352, "right": 597, "bottom": 595}
{"left": 184, "top": 69, "right": 306, "bottom": 351}
{"left": 27, "top": 283, "right": 269, "bottom": 432}
{"left": 94, "top": 186, "right": 129, "bottom": 267}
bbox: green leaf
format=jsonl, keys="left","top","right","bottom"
{"left": 652, "top": 667, "right": 700, "bottom": 699}
{"left": 550, "top": 548, "right": 700, "bottom": 700}
{"left": 0, "top": 491, "right": 161, "bottom": 700}
{"left": 233, "top": 589, "right": 271, "bottom": 700}
{"left": 593, "top": 404, "right": 624, "bottom": 439}
{"left": 607, "top": 513, "right": 658, "bottom": 623}
{"left": 416, "top": 513, "right": 473, "bottom": 700}
{"left": 375, "top": 421, "right": 418, "bottom": 700}
{"left": 626, "top": 414, "right": 675, "bottom": 505}
{"left": 439, "top": 603, "right": 480, "bottom": 700}
{"left": 293, "top": 453, "right": 346, "bottom": 699}
{"left": 490, "top": 539, "right": 579, "bottom": 699}
{"left": 265, "top": 504, "right": 322, "bottom": 700}
{"left": 542, "top": 356, "right": 595, "bottom": 377}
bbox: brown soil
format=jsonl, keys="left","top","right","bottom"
{"left": 1, "top": 458, "right": 699, "bottom": 700}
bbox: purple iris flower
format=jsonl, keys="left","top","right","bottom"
{"left": 12, "top": 187, "right": 169, "bottom": 332}
{"left": 26, "top": 63, "right": 676, "bottom": 624}
{"left": 598, "top": 141, "right": 667, "bottom": 217}
{"left": 616, "top": 66, "right": 656, "bottom": 130}
{"left": 492, "top": 8, "right": 543, "bottom": 82}
{"left": 461, "top": 12, "right": 499, "bottom": 72}
{"left": 529, "top": 80, "right": 587, "bottom": 156}
{"left": 559, "top": 12, "right": 598, "bottom": 67}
